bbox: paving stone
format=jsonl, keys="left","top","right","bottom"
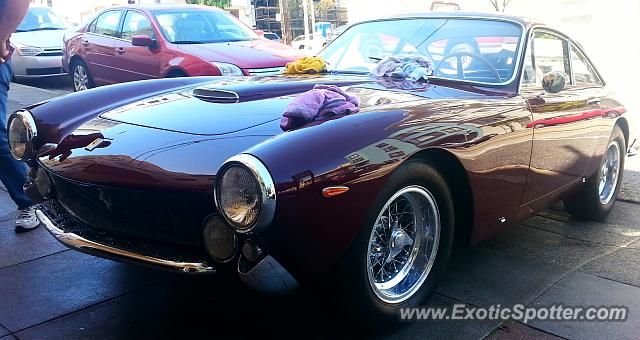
{"left": 619, "top": 156, "right": 640, "bottom": 204}
{"left": 0, "top": 325, "right": 8, "bottom": 338}
{"left": 379, "top": 294, "right": 500, "bottom": 340}
{"left": 0, "top": 191, "right": 17, "bottom": 221}
{"left": 523, "top": 215, "right": 639, "bottom": 247}
{"left": 485, "top": 321, "right": 562, "bottom": 340}
{"left": 0, "top": 251, "right": 167, "bottom": 332}
{"left": 628, "top": 239, "right": 640, "bottom": 249}
{"left": 540, "top": 205, "right": 640, "bottom": 238}
{"left": 529, "top": 271, "right": 640, "bottom": 340}
{"left": 0, "top": 219, "right": 67, "bottom": 269}
{"left": 437, "top": 246, "right": 568, "bottom": 308}
{"left": 581, "top": 247, "right": 640, "bottom": 287}
{"left": 481, "top": 223, "right": 616, "bottom": 269}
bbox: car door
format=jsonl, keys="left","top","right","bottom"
{"left": 111, "top": 10, "right": 161, "bottom": 83}
{"left": 520, "top": 29, "right": 608, "bottom": 203}
{"left": 83, "top": 10, "right": 123, "bottom": 85}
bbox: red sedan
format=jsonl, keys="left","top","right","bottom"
{"left": 63, "top": 4, "right": 302, "bottom": 92}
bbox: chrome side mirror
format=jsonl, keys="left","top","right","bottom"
{"left": 542, "top": 71, "right": 567, "bottom": 93}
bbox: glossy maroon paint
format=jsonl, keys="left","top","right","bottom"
{"left": 62, "top": 4, "right": 302, "bottom": 86}
{"left": 30, "top": 14, "right": 633, "bottom": 280}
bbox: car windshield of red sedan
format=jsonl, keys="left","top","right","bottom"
{"left": 153, "top": 9, "right": 259, "bottom": 44}
{"left": 319, "top": 18, "right": 524, "bottom": 84}
{"left": 15, "top": 7, "right": 70, "bottom": 32}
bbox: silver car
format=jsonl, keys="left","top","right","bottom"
{"left": 10, "top": 6, "right": 70, "bottom": 78}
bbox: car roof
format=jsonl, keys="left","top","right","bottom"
{"left": 371, "top": 12, "right": 543, "bottom": 29}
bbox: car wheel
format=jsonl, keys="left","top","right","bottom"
{"left": 72, "top": 60, "right": 94, "bottom": 92}
{"left": 338, "top": 158, "right": 455, "bottom": 324}
{"left": 564, "top": 125, "right": 626, "bottom": 221}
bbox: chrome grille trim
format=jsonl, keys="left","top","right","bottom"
{"left": 247, "top": 66, "right": 285, "bottom": 76}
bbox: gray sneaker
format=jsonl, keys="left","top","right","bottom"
{"left": 15, "top": 206, "right": 40, "bottom": 232}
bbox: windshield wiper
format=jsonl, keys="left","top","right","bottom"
{"left": 20, "top": 27, "right": 65, "bottom": 32}
{"left": 172, "top": 40, "right": 204, "bottom": 44}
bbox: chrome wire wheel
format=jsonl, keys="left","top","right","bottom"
{"left": 73, "top": 64, "right": 89, "bottom": 91}
{"left": 598, "top": 140, "right": 621, "bottom": 205}
{"left": 366, "top": 185, "right": 441, "bottom": 304}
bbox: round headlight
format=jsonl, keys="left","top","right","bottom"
{"left": 7, "top": 111, "right": 37, "bottom": 161}
{"left": 215, "top": 154, "right": 276, "bottom": 233}
{"left": 203, "top": 216, "right": 237, "bottom": 262}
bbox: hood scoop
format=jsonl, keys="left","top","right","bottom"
{"left": 192, "top": 87, "right": 240, "bottom": 104}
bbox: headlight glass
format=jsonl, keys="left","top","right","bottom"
{"left": 218, "top": 165, "right": 261, "bottom": 229}
{"left": 212, "top": 62, "right": 243, "bottom": 76}
{"left": 8, "top": 112, "right": 37, "bottom": 161}
{"left": 16, "top": 46, "right": 44, "bottom": 57}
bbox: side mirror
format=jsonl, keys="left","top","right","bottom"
{"left": 132, "top": 35, "right": 155, "bottom": 48}
{"left": 541, "top": 71, "right": 567, "bottom": 93}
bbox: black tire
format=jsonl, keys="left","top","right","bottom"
{"left": 71, "top": 60, "right": 94, "bottom": 92}
{"left": 336, "top": 158, "right": 455, "bottom": 325}
{"left": 564, "top": 125, "right": 626, "bottom": 221}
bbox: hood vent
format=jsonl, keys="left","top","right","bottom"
{"left": 192, "top": 88, "right": 240, "bottom": 104}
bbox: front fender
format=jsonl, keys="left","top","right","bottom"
{"left": 28, "top": 77, "right": 219, "bottom": 147}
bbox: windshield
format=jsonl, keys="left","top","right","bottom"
{"left": 153, "top": 9, "right": 259, "bottom": 44}
{"left": 16, "top": 7, "right": 70, "bottom": 32}
{"left": 319, "top": 18, "right": 523, "bottom": 84}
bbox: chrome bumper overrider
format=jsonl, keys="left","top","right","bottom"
{"left": 36, "top": 204, "right": 216, "bottom": 274}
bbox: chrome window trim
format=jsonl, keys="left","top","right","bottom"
{"left": 320, "top": 16, "right": 528, "bottom": 87}
{"left": 8, "top": 109, "right": 38, "bottom": 161}
{"left": 214, "top": 154, "right": 276, "bottom": 234}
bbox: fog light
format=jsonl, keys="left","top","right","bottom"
{"left": 242, "top": 239, "right": 263, "bottom": 262}
{"left": 203, "top": 217, "right": 237, "bottom": 262}
{"left": 35, "top": 167, "right": 52, "bottom": 198}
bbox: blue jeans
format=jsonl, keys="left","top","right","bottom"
{"left": 0, "top": 61, "right": 32, "bottom": 210}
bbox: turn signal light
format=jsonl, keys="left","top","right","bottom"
{"left": 322, "top": 186, "right": 350, "bottom": 198}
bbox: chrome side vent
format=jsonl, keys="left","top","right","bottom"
{"left": 192, "top": 88, "right": 240, "bottom": 103}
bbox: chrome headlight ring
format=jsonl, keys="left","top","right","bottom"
{"left": 214, "top": 154, "right": 276, "bottom": 233}
{"left": 7, "top": 110, "right": 38, "bottom": 161}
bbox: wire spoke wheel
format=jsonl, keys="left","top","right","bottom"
{"left": 366, "top": 185, "right": 441, "bottom": 304}
{"left": 598, "top": 140, "right": 621, "bottom": 205}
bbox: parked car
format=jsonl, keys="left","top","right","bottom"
{"left": 262, "top": 32, "right": 281, "bottom": 43}
{"left": 290, "top": 33, "right": 326, "bottom": 54}
{"left": 10, "top": 6, "right": 71, "bottom": 79}
{"left": 62, "top": 4, "right": 302, "bottom": 92}
{"left": 9, "top": 13, "right": 636, "bottom": 323}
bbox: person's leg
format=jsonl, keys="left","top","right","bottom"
{"left": 0, "top": 61, "right": 37, "bottom": 231}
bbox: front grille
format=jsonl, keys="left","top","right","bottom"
{"left": 247, "top": 66, "right": 285, "bottom": 76}
{"left": 26, "top": 67, "right": 64, "bottom": 75}
{"left": 49, "top": 172, "right": 215, "bottom": 246}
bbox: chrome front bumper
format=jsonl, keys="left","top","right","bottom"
{"left": 36, "top": 200, "right": 216, "bottom": 274}
{"left": 36, "top": 199, "right": 299, "bottom": 294}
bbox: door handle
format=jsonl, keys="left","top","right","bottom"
{"left": 587, "top": 98, "right": 602, "bottom": 106}
{"left": 115, "top": 48, "right": 125, "bottom": 55}
{"left": 82, "top": 40, "right": 90, "bottom": 47}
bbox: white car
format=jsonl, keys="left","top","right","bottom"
{"left": 10, "top": 6, "right": 71, "bottom": 78}
{"left": 291, "top": 33, "right": 326, "bottom": 55}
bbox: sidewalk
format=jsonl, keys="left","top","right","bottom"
{"left": 1, "top": 83, "right": 71, "bottom": 219}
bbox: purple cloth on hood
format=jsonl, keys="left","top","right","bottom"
{"left": 280, "top": 84, "right": 360, "bottom": 131}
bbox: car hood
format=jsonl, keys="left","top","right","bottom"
{"left": 100, "top": 75, "right": 398, "bottom": 135}
{"left": 11, "top": 29, "right": 68, "bottom": 48}
{"left": 176, "top": 39, "right": 303, "bottom": 68}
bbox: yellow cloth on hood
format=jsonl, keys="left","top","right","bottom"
{"left": 283, "top": 57, "right": 327, "bottom": 75}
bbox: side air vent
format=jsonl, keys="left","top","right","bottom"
{"left": 192, "top": 88, "right": 240, "bottom": 103}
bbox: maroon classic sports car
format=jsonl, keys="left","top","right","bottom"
{"left": 8, "top": 13, "right": 636, "bottom": 322}
{"left": 62, "top": 4, "right": 302, "bottom": 92}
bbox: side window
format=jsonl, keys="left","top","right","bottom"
{"left": 570, "top": 44, "right": 601, "bottom": 85}
{"left": 532, "top": 32, "right": 572, "bottom": 85}
{"left": 121, "top": 11, "right": 156, "bottom": 41}
{"left": 87, "top": 19, "right": 97, "bottom": 33}
{"left": 521, "top": 38, "right": 536, "bottom": 86}
{"left": 95, "top": 11, "right": 122, "bottom": 38}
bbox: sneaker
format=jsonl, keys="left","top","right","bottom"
{"left": 15, "top": 206, "right": 40, "bottom": 233}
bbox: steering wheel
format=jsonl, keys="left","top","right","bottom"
{"left": 434, "top": 50, "right": 502, "bottom": 82}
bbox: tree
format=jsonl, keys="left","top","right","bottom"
{"left": 488, "top": 0, "right": 513, "bottom": 12}
{"left": 316, "top": 0, "right": 336, "bottom": 13}
{"left": 186, "top": 0, "right": 231, "bottom": 9}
